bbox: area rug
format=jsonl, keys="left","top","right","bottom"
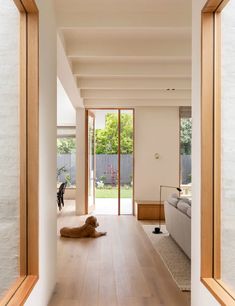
{"left": 142, "top": 225, "right": 191, "bottom": 291}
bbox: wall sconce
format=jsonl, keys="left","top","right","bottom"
{"left": 154, "top": 153, "right": 160, "bottom": 159}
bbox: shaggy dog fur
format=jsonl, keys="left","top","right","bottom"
{"left": 60, "top": 216, "right": 107, "bottom": 238}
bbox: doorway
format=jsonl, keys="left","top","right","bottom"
{"left": 85, "top": 109, "right": 134, "bottom": 215}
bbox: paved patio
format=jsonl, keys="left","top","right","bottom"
{"left": 60, "top": 199, "right": 133, "bottom": 215}
{"left": 94, "top": 198, "right": 133, "bottom": 215}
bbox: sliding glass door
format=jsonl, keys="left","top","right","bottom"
{"left": 94, "top": 110, "right": 119, "bottom": 215}
{"left": 120, "top": 110, "right": 134, "bottom": 214}
{"left": 86, "top": 109, "right": 134, "bottom": 215}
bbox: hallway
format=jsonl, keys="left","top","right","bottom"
{"left": 49, "top": 202, "right": 190, "bottom": 306}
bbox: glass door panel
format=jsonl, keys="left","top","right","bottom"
{"left": 94, "top": 110, "right": 118, "bottom": 215}
{"left": 120, "top": 110, "right": 134, "bottom": 215}
{"left": 87, "top": 109, "right": 134, "bottom": 215}
{"left": 87, "top": 111, "right": 95, "bottom": 213}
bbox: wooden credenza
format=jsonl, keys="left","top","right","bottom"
{"left": 135, "top": 200, "right": 165, "bottom": 220}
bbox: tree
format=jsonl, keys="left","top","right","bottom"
{"left": 120, "top": 114, "right": 134, "bottom": 154}
{"left": 57, "top": 138, "right": 76, "bottom": 154}
{"left": 95, "top": 113, "right": 133, "bottom": 154}
{"left": 180, "top": 118, "right": 192, "bottom": 155}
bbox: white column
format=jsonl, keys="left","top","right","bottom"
{"left": 76, "top": 107, "right": 86, "bottom": 215}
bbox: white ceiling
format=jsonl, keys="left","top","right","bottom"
{"left": 55, "top": 0, "right": 192, "bottom": 108}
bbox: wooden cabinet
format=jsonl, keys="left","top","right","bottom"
{"left": 135, "top": 201, "right": 165, "bottom": 220}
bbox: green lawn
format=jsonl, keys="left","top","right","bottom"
{"left": 95, "top": 187, "right": 133, "bottom": 198}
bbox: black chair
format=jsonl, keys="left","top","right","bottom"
{"left": 57, "top": 182, "right": 67, "bottom": 211}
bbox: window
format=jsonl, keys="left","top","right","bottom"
{"left": 201, "top": 0, "right": 235, "bottom": 304}
{"left": 179, "top": 107, "right": 192, "bottom": 197}
{"left": 0, "top": 0, "right": 39, "bottom": 304}
{"left": 57, "top": 126, "right": 76, "bottom": 188}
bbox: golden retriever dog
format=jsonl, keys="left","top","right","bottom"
{"left": 60, "top": 216, "right": 107, "bottom": 238}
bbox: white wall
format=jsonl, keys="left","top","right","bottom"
{"left": 135, "top": 107, "right": 179, "bottom": 201}
{"left": 25, "top": 0, "right": 57, "bottom": 305}
{"left": 191, "top": 0, "right": 220, "bottom": 305}
{"left": 57, "top": 78, "right": 76, "bottom": 125}
{"left": 0, "top": 1, "right": 20, "bottom": 296}
{"left": 220, "top": 0, "right": 235, "bottom": 288}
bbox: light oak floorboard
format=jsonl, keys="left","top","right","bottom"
{"left": 49, "top": 201, "right": 190, "bottom": 306}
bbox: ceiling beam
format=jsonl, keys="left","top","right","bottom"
{"left": 66, "top": 40, "right": 191, "bottom": 59}
{"left": 84, "top": 98, "right": 191, "bottom": 107}
{"left": 77, "top": 77, "right": 191, "bottom": 90}
{"left": 57, "top": 11, "right": 191, "bottom": 28}
{"left": 80, "top": 89, "right": 191, "bottom": 100}
{"left": 72, "top": 61, "right": 191, "bottom": 78}
{"left": 57, "top": 36, "right": 83, "bottom": 108}
{"left": 64, "top": 30, "right": 191, "bottom": 58}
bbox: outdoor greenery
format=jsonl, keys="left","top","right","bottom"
{"left": 57, "top": 114, "right": 133, "bottom": 155}
{"left": 95, "top": 113, "right": 133, "bottom": 154}
{"left": 95, "top": 186, "right": 133, "bottom": 198}
{"left": 57, "top": 137, "right": 76, "bottom": 154}
{"left": 180, "top": 118, "right": 192, "bottom": 155}
{"left": 57, "top": 138, "right": 76, "bottom": 187}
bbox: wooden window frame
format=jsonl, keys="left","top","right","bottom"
{"left": 201, "top": 0, "right": 235, "bottom": 305}
{"left": 0, "top": 0, "right": 39, "bottom": 305}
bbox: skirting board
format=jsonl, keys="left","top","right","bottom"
{"left": 135, "top": 201, "right": 165, "bottom": 220}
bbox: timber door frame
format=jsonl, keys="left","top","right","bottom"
{"left": 85, "top": 108, "right": 135, "bottom": 216}
{"left": 85, "top": 110, "right": 96, "bottom": 214}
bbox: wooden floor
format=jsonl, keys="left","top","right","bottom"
{"left": 49, "top": 201, "right": 190, "bottom": 306}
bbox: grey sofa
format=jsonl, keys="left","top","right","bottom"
{"left": 164, "top": 194, "right": 191, "bottom": 259}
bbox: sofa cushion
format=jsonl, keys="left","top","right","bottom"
{"left": 181, "top": 197, "right": 191, "bottom": 206}
{"left": 167, "top": 196, "right": 179, "bottom": 207}
{"left": 177, "top": 200, "right": 190, "bottom": 215}
{"left": 187, "top": 207, "right": 191, "bottom": 218}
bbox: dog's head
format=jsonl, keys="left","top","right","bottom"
{"left": 85, "top": 216, "right": 99, "bottom": 228}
